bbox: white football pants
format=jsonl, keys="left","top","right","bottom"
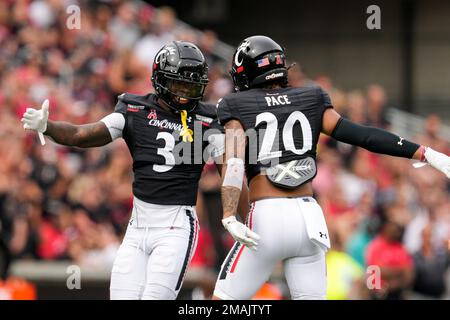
{"left": 214, "top": 197, "right": 329, "bottom": 300}
{"left": 110, "top": 198, "right": 199, "bottom": 300}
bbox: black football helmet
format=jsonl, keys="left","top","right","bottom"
{"left": 151, "top": 41, "right": 209, "bottom": 112}
{"left": 230, "top": 35, "right": 288, "bottom": 92}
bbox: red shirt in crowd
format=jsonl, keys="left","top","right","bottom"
{"left": 366, "top": 235, "right": 413, "bottom": 269}
{"left": 37, "top": 221, "right": 69, "bottom": 260}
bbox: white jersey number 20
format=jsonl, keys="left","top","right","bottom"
{"left": 255, "top": 111, "right": 313, "bottom": 161}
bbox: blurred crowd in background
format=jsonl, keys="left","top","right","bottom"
{"left": 0, "top": 0, "right": 448, "bottom": 300}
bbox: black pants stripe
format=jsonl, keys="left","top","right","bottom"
{"left": 175, "top": 210, "right": 195, "bottom": 291}
{"left": 219, "top": 242, "right": 241, "bottom": 280}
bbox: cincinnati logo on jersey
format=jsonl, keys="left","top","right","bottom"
{"left": 149, "top": 118, "right": 184, "bottom": 131}
{"left": 147, "top": 110, "right": 192, "bottom": 132}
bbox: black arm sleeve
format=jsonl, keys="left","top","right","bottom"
{"left": 331, "top": 117, "right": 420, "bottom": 159}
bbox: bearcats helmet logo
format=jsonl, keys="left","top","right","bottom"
{"left": 234, "top": 40, "right": 250, "bottom": 67}
{"left": 154, "top": 47, "right": 176, "bottom": 69}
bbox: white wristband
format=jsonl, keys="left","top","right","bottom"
{"left": 222, "top": 158, "right": 244, "bottom": 189}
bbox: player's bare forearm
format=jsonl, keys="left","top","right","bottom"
{"left": 216, "top": 161, "right": 249, "bottom": 221}
{"left": 45, "top": 120, "right": 112, "bottom": 148}
{"left": 221, "top": 119, "right": 247, "bottom": 219}
{"left": 221, "top": 185, "right": 242, "bottom": 219}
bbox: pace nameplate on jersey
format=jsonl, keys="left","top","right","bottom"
{"left": 265, "top": 157, "right": 317, "bottom": 189}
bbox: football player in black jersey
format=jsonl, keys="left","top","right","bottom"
{"left": 21, "top": 41, "right": 248, "bottom": 300}
{"left": 213, "top": 35, "right": 450, "bottom": 300}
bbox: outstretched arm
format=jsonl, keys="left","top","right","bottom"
{"left": 22, "top": 99, "right": 114, "bottom": 148}
{"left": 45, "top": 121, "right": 112, "bottom": 148}
{"left": 322, "top": 108, "right": 450, "bottom": 178}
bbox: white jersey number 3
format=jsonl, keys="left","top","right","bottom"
{"left": 256, "top": 111, "right": 312, "bottom": 161}
{"left": 153, "top": 132, "right": 176, "bottom": 172}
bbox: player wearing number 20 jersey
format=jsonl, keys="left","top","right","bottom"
{"left": 214, "top": 37, "right": 334, "bottom": 300}
{"left": 215, "top": 81, "right": 332, "bottom": 301}
{"left": 217, "top": 85, "right": 332, "bottom": 184}
{"left": 213, "top": 35, "right": 448, "bottom": 300}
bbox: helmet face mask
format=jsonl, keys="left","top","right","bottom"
{"left": 152, "top": 41, "right": 209, "bottom": 112}
{"left": 166, "top": 78, "right": 206, "bottom": 100}
{"left": 230, "top": 36, "right": 288, "bottom": 92}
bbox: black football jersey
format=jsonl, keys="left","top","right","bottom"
{"left": 114, "top": 93, "right": 222, "bottom": 205}
{"left": 216, "top": 86, "right": 333, "bottom": 183}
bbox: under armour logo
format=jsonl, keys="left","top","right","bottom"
{"left": 187, "top": 116, "right": 192, "bottom": 123}
{"left": 319, "top": 232, "right": 328, "bottom": 239}
{"left": 398, "top": 137, "right": 404, "bottom": 146}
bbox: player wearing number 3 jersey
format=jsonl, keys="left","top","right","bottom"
{"left": 21, "top": 41, "right": 249, "bottom": 300}
{"left": 213, "top": 36, "right": 450, "bottom": 300}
